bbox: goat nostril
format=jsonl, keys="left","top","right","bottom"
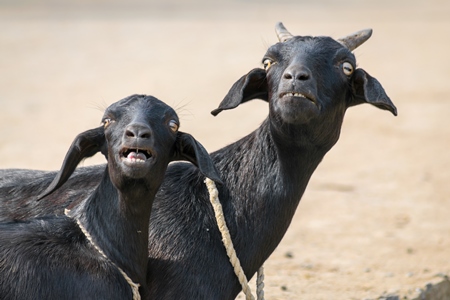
{"left": 298, "top": 73, "right": 309, "bottom": 81}
{"left": 284, "top": 73, "right": 293, "bottom": 80}
{"left": 126, "top": 130, "right": 135, "bottom": 138}
{"left": 140, "top": 133, "right": 151, "bottom": 139}
{"left": 126, "top": 130, "right": 151, "bottom": 139}
{"left": 126, "top": 124, "right": 152, "bottom": 139}
{"left": 283, "top": 71, "right": 309, "bottom": 81}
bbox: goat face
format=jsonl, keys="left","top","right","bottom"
{"left": 38, "top": 94, "right": 222, "bottom": 200}
{"left": 103, "top": 95, "right": 179, "bottom": 186}
{"left": 211, "top": 23, "right": 397, "bottom": 145}
{"left": 264, "top": 36, "right": 354, "bottom": 125}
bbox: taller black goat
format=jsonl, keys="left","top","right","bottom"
{"left": 0, "top": 23, "right": 396, "bottom": 299}
{"left": 0, "top": 94, "right": 220, "bottom": 300}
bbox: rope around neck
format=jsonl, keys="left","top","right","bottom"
{"left": 204, "top": 178, "right": 265, "bottom": 300}
{"left": 65, "top": 209, "right": 141, "bottom": 300}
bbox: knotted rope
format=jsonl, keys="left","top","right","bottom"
{"left": 65, "top": 209, "right": 141, "bottom": 300}
{"left": 204, "top": 178, "right": 265, "bottom": 300}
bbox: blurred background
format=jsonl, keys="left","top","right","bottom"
{"left": 0, "top": 0, "right": 449, "bottom": 299}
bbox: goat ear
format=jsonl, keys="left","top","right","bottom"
{"left": 350, "top": 68, "right": 398, "bottom": 116}
{"left": 211, "top": 68, "right": 268, "bottom": 116}
{"left": 37, "top": 126, "right": 106, "bottom": 200}
{"left": 173, "top": 131, "right": 222, "bottom": 184}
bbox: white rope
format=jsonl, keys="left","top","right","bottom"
{"left": 204, "top": 178, "right": 265, "bottom": 300}
{"left": 256, "top": 266, "right": 265, "bottom": 300}
{"left": 65, "top": 209, "right": 141, "bottom": 300}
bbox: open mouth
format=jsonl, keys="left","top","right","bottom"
{"left": 280, "top": 92, "right": 315, "bottom": 104}
{"left": 120, "top": 148, "right": 152, "bottom": 163}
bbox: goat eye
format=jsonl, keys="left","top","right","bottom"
{"left": 342, "top": 62, "right": 354, "bottom": 76}
{"left": 169, "top": 120, "right": 179, "bottom": 132}
{"left": 263, "top": 59, "right": 273, "bottom": 71}
{"left": 103, "top": 118, "right": 112, "bottom": 128}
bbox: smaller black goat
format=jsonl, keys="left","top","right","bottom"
{"left": 0, "top": 94, "right": 220, "bottom": 300}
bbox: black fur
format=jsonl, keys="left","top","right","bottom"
{"left": 0, "top": 26, "right": 396, "bottom": 299}
{"left": 0, "top": 95, "right": 219, "bottom": 300}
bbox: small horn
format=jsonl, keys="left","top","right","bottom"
{"left": 337, "top": 28, "right": 373, "bottom": 51}
{"left": 275, "top": 22, "right": 294, "bottom": 42}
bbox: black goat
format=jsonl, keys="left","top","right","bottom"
{"left": 0, "top": 24, "right": 396, "bottom": 299}
{"left": 0, "top": 94, "right": 220, "bottom": 300}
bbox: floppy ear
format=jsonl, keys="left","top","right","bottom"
{"left": 350, "top": 68, "right": 398, "bottom": 116}
{"left": 173, "top": 131, "right": 222, "bottom": 184}
{"left": 37, "top": 126, "right": 106, "bottom": 200}
{"left": 211, "top": 68, "right": 268, "bottom": 116}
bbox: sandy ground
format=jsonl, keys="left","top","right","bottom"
{"left": 1, "top": 0, "right": 449, "bottom": 299}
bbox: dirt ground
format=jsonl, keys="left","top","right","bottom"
{"left": 0, "top": 1, "right": 449, "bottom": 299}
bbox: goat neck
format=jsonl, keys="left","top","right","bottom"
{"left": 67, "top": 167, "right": 157, "bottom": 288}
{"left": 215, "top": 117, "right": 329, "bottom": 278}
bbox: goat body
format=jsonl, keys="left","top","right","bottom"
{"left": 0, "top": 24, "right": 396, "bottom": 299}
{"left": 0, "top": 176, "right": 139, "bottom": 300}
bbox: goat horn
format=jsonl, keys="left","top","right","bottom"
{"left": 275, "top": 22, "right": 294, "bottom": 42}
{"left": 337, "top": 28, "right": 373, "bottom": 51}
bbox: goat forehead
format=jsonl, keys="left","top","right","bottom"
{"left": 109, "top": 95, "right": 168, "bottom": 113}
{"left": 104, "top": 95, "right": 178, "bottom": 123}
{"left": 268, "top": 36, "right": 348, "bottom": 61}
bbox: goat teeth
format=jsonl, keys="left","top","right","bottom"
{"left": 126, "top": 157, "right": 145, "bottom": 163}
{"left": 284, "top": 92, "right": 306, "bottom": 98}
{"left": 127, "top": 151, "right": 147, "bottom": 161}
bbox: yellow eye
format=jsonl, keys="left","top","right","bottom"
{"left": 169, "top": 120, "right": 179, "bottom": 132}
{"left": 342, "top": 62, "right": 354, "bottom": 76}
{"left": 103, "top": 118, "right": 112, "bottom": 128}
{"left": 263, "top": 59, "right": 273, "bottom": 71}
